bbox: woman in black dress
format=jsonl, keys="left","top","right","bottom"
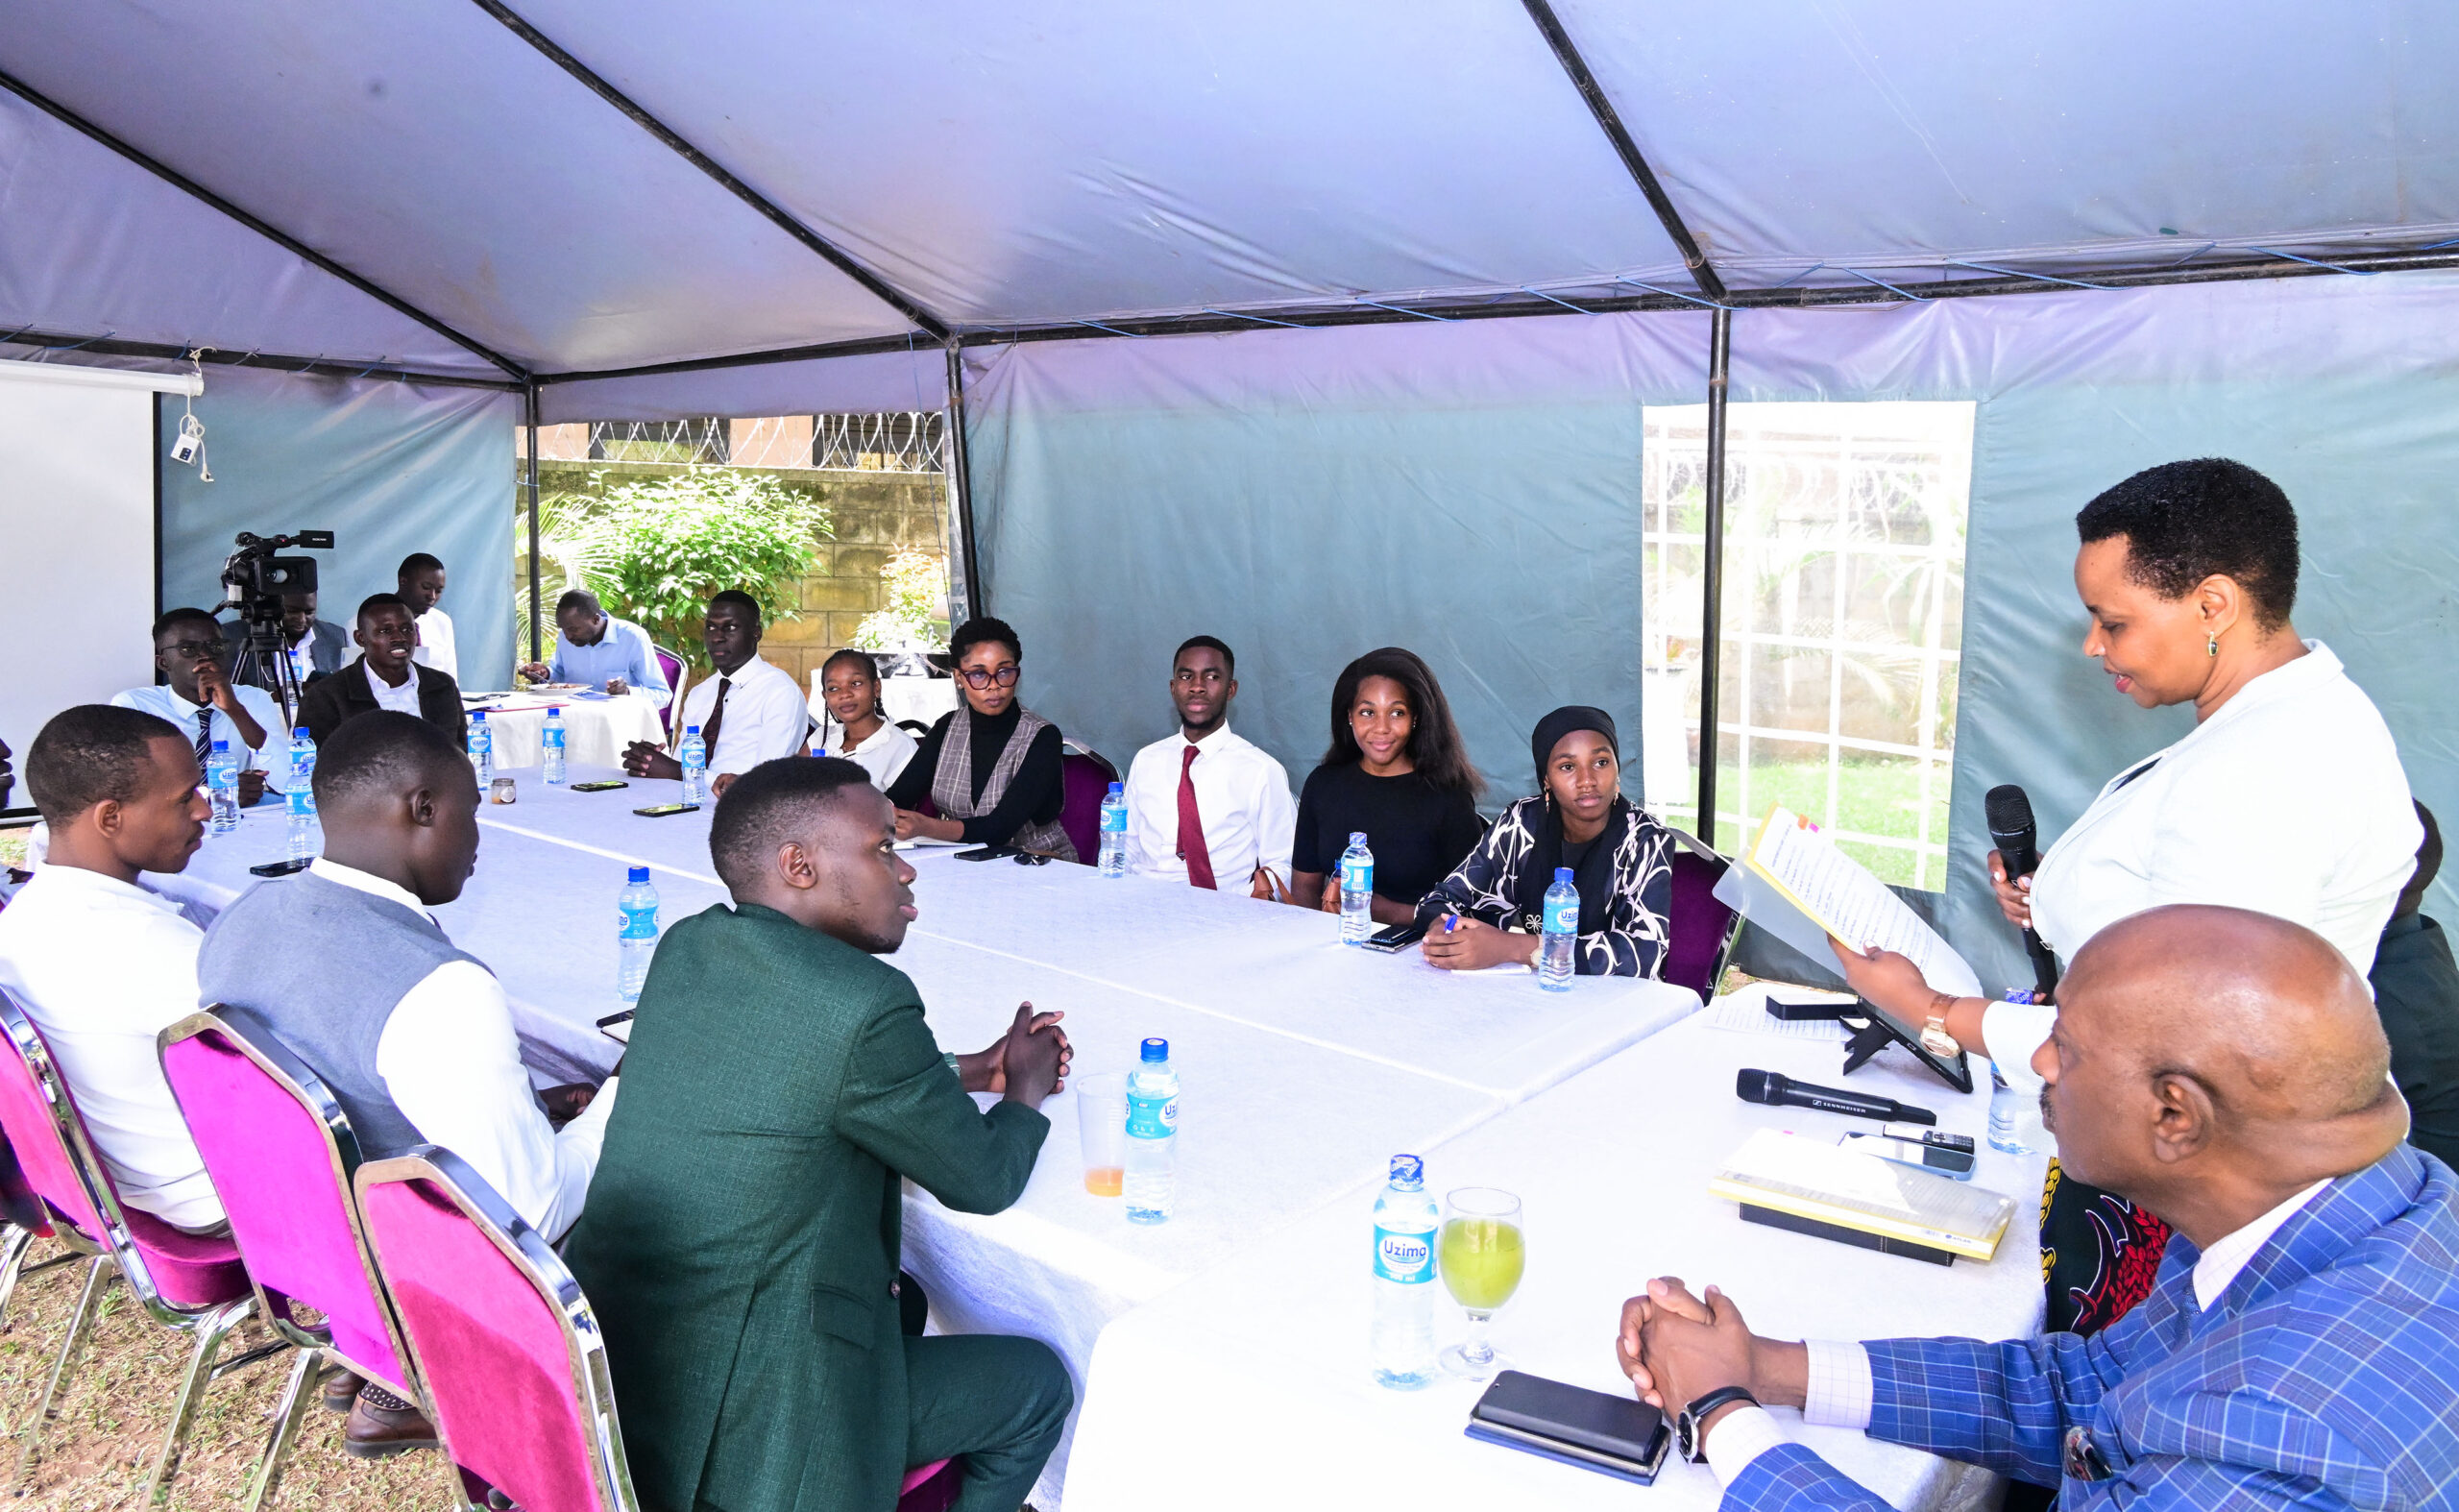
{"left": 1286, "top": 647, "right": 1485, "bottom": 926}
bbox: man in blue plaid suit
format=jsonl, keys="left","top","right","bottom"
{"left": 1624, "top": 905, "right": 2459, "bottom": 1510}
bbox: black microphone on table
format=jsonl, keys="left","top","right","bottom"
{"left": 1737, "top": 1068, "right": 1937, "bottom": 1126}
{"left": 1985, "top": 783, "right": 2061, "bottom": 999}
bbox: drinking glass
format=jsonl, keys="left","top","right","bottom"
{"left": 1438, "top": 1187, "right": 1524, "bottom": 1379}
{"left": 1076, "top": 1073, "right": 1128, "bottom": 1197}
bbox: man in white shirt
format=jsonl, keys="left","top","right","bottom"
{"left": 1619, "top": 906, "right": 2453, "bottom": 1509}
{"left": 195, "top": 709, "right": 614, "bottom": 1453}
{"left": 112, "top": 608, "right": 284, "bottom": 806}
{"left": 399, "top": 551, "right": 457, "bottom": 680}
{"left": 621, "top": 592, "right": 811, "bottom": 797}
{"left": 0, "top": 705, "right": 223, "bottom": 1232}
{"left": 1123, "top": 636, "right": 1295, "bottom": 897}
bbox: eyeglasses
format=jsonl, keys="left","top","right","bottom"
{"left": 162, "top": 640, "right": 229, "bottom": 660}
{"left": 959, "top": 666, "right": 1021, "bottom": 690}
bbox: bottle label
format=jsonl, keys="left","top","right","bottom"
{"left": 1126, "top": 1091, "right": 1178, "bottom": 1140}
{"left": 1544, "top": 896, "right": 1578, "bottom": 934}
{"left": 1341, "top": 857, "right": 1372, "bottom": 893}
{"left": 1373, "top": 1226, "right": 1435, "bottom": 1283}
{"left": 545, "top": 729, "right": 564, "bottom": 748}
{"left": 1101, "top": 806, "right": 1128, "bottom": 833}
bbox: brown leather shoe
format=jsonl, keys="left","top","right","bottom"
{"left": 321, "top": 1367, "right": 364, "bottom": 1414}
{"left": 344, "top": 1386, "right": 440, "bottom": 1458}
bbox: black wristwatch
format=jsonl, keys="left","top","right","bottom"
{"left": 1675, "top": 1385, "right": 1760, "bottom": 1464}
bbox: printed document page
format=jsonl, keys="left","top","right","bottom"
{"left": 1746, "top": 807, "right": 1983, "bottom": 999}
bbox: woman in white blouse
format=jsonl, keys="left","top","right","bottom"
{"left": 1836, "top": 457, "right": 2422, "bottom": 1333}
{"left": 811, "top": 648, "right": 917, "bottom": 790}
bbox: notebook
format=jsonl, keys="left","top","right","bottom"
{"left": 1708, "top": 1129, "right": 2016, "bottom": 1261}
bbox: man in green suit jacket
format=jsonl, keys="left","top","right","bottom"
{"left": 566, "top": 757, "right": 1074, "bottom": 1512}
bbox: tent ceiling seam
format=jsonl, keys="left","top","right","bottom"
{"left": 471, "top": 0, "right": 953, "bottom": 344}
{"left": 1516, "top": 0, "right": 1729, "bottom": 304}
{"left": 0, "top": 67, "right": 528, "bottom": 380}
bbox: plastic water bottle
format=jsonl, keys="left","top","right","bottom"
{"left": 1124, "top": 1037, "right": 1180, "bottom": 1223}
{"left": 618, "top": 866, "right": 660, "bottom": 1004}
{"left": 679, "top": 724, "right": 707, "bottom": 805}
{"left": 1340, "top": 832, "right": 1375, "bottom": 944}
{"left": 206, "top": 740, "right": 240, "bottom": 835}
{"left": 467, "top": 710, "right": 493, "bottom": 784}
{"left": 1539, "top": 866, "right": 1578, "bottom": 990}
{"left": 542, "top": 707, "right": 568, "bottom": 787}
{"left": 1988, "top": 1061, "right": 2043, "bottom": 1156}
{"left": 284, "top": 729, "right": 318, "bottom": 863}
{"left": 1370, "top": 1153, "right": 1440, "bottom": 1389}
{"left": 1098, "top": 783, "right": 1128, "bottom": 876}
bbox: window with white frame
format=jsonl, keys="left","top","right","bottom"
{"left": 1640, "top": 402, "right": 1973, "bottom": 890}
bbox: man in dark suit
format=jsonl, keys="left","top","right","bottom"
{"left": 2371, "top": 802, "right": 2459, "bottom": 1169}
{"left": 227, "top": 591, "right": 349, "bottom": 695}
{"left": 566, "top": 757, "right": 1075, "bottom": 1512}
{"left": 296, "top": 594, "right": 466, "bottom": 745}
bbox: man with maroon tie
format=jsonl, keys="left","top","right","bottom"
{"left": 1121, "top": 636, "right": 1296, "bottom": 899}
{"left": 621, "top": 592, "right": 809, "bottom": 798}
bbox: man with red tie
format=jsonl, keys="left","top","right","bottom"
{"left": 1121, "top": 636, "right": 1296, "bottom": 899}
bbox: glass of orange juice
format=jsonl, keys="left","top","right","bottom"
{"left": 1077, "top": 1073, "right": 1127, "bottom": 1196}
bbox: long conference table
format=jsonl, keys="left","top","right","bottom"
{"left": 149, "top": 764, "right": 2046, "bottom": 1509}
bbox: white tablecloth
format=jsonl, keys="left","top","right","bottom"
{"left": 465, "top": 694, "right": 669, "bottom": 769}
{"left": 1065, "top": 984, "right": 2051, "bottom": 1512}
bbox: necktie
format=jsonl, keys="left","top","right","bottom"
{"left": 1176, "top": 744, "right": 1216, "bottom": 890}
{"left": 192, "top": 708, "right": 214, "bottom": 769}
{"left": 698, "top": 677, "right": 732, "bottom": 758}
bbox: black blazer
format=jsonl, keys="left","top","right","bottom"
{"left": 297, "top": 658, "right": 467, "bottom": 745}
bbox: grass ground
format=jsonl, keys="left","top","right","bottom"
{"left": 1661, "top": 760, "right": 1954, "bottom": 890}
{"left": 0, "top": 1232, "right": 439, "bottom": 1511}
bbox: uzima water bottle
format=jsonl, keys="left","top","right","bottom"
{"left": 467, "top": 710, "right": 494, "bottom": 783}
{"left": 1371, "top": 1154, "right": 1439, "bottom": 1388}
{"left": 1340, "top": 832, "right": 1375, "bottom": 944}
{"left": 1124, "top": 1037, "right": 1180, "bottom": 1223}
{"left": 284, "top": 728, "right": 319, "bottom": 863}
{"left": 542, "top": 707, "right": 568, "bottom": 786}
{"left": 1540, "top": 866, "right": 1578, "bottom": 990}
{"left": 207, "top": 740, "right": 240, "bottom": 835}
{"left": 618, "top": 866, "right": 660, "bottom": 1003}
{"left": 680, "top": 724, "right": 708, "bottom": 805}
{"left": 1098, "top": 782, "right": 1129, "bottom": 877}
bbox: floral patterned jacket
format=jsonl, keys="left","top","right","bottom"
{"left": 1413, "top": 795, "right": 1674, "bottom": 977}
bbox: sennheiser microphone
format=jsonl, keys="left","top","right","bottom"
{"left": 1737, "top": 1068, "right": 1937, "bottom": 1126}
{"left": 1985, "top": 783, "right": 2060, "bottom": 998}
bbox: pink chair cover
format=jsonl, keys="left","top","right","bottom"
{"left": 158, "top": 1026, "right": 406, "bottom": 1387}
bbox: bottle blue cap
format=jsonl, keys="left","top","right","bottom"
{"left": 1390, "top": 1154, "right": 1424, "bottom": 1186}
{"left": 211, "top": 739, "right": 230, "bottom": 751}
{"left": 1140, "top": 1036, "right": 1168, "bottom": 1062}
{"left": 1554, "top": 866, "right": 1574, "bottom": 883}
{"left": 627, "top": 866, "right": 649, "bottom": 883}
{"left": 1108, "top": 781, "right": 1123, "bottom": 793}
{"left": 548, "top": 706, "right": 561, "bottom": 716}
{"left": 686, "top": 724, "right": 700, "bottom": 735}
{"left": 473, "top": 710, "right": 485, "bottom": 720}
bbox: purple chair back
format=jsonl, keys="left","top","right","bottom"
{"left": 653, "top": 647, "right": 686, "bottom": 738}
{"left": 0, "top": 990, "right": 247, "bottom": 1312}
{"left": 158, "top": 1010, "right": 413, "bottom": 1392}
{"left": 1058, "top": 745, "right": 1121, "bottom": 867}
{"left": 1664, "top": 838, "right": 1741, "bottom": 999}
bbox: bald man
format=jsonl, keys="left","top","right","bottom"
{"left": 1622, "top": 905, "right": 2459, "bottom": 1511}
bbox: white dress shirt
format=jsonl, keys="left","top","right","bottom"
{"left": 308, "top": 859, "right": 615, "bottom": 1240}
{"left": 0, "top": 864, "right": 224, "bottom": 1230}
{"left": 1702, "top": 1180, "right": 2337, "bottom": 1485}
{"left": 676, "top": 654, "right": 811, "bottom": 778}
{"left": 1122, "top": 722, "right": 1297, "bottom": 887}
{"left": 411, "top": 606, "right": 458, "bottom": 679}
{"left": 363, "top": 657, "right": 426, "bottom": 719}
{"left": 825, "top": 721, "right": 919, "bottom": 791}
{"left": 110, "top": 683, "right": 287, "bottom": 789}
{"left": 1985, "top": 643, "right": 2420, "bottom": 1081}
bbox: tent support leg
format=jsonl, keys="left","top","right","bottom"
{"left": 1694, "top": 306, "right": 1731, "bottom": 849}
{"left": 944, "top": 345, "right": 983, "bottom": 622}
{"left": 524, "top": 379, "right": 542, "bottom": 666}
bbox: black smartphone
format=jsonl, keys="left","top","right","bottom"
{"left": 1362, "top": 920, "right": 1429, "bottom": 952}
{"left": 572, "top": 780, "right": 630, "bottom": 793}
{"left": 1766, "top": 995, "right": 1858, "bottom": 1021}
{"left": 956, "top": 844, "right": 1019, "bottom": 862}
{"left": 248, "top": 858, "right": 312, "bottom": 878}
{"left": 632, "top": 802, "right": 701, "bottom": 818}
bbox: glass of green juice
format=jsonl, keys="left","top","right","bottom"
{"left": 1437, "top": 1187, "right": 1524, "bottom": 1379}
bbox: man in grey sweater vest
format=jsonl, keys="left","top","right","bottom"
{"left": 197, "top": 711, "right": 618, "bottom": 1457}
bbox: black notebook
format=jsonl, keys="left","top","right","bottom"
{"left": 1466, "top": 1371, "right": 1670, "bottom": 1483}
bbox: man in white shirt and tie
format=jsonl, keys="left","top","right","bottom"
{"left": 111, "top": 608, "right": 284, "bottom": 808}
{"left": 621, "top": 591, "right": 810, "bottom": 798}
{"left": 0, "top": 705, "right": 225, "bottom": 1232}
{"left": 1123, "top": 637, "right": 1296, "bottom": 897}
{"left": 399, "top": 551, "right": 457, "bottom": 681}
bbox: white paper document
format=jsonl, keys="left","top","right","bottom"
{"left": 1745, "top": 807, "right": 1983, "bottom": 999}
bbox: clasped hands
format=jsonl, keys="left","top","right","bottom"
{"left": 1617, "top": 1278, "right": 1808, "bottom": 1449}
{"left": 954, "top": 1002, "right": 1072, "bottom": 1106}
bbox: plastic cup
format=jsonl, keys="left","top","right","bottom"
{"left": 1076, "top": 1073, "right": 1127, "bottom": 1197}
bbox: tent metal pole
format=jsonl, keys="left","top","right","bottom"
{"left": 524, "top": 380, "right": 543, "bottom": 666}
{"left": 0, "top": 329, "right": 519, "bottom": 390}
{"left": 1694, "top": 306, "right": 1731, "bottom": 848}
{"left": 943, "top": 345, "right": 984, "bottom": 621}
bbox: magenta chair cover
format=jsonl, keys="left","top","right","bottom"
{"left": 1058, "top": 747, "right": 1121, "bottom": 866}
{"left": 0, "top": 998, "right": 246, "bottom": 1309}
{"left": 1664, "top": 847, "right": 1739, "bottom": 999}
{"left": 158, "top": 1027, "right": 408, "bottom": 1389}
{"left": 653, "top": 647, "right": 685, "bottom": 738}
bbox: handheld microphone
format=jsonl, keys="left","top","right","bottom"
{"left": 1736, "top": 1068, "right": 1937, "bottom": 1126}
{"left": 1985, "top": 784, "right": 2060, "bottom": 997}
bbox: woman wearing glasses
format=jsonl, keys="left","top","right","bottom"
{"left": 886, "top": 618, "right": 1078, "bottom": 860}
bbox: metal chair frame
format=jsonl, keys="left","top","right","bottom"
{"left": 0, "top": 990, "right": 289, "bottom": 1504}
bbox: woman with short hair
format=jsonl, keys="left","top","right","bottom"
{"left": 814, "top": 647, "right": 918, "bottom": 790}
{"left": 886, "top": 618, "right": 1077, "bottom": 860}
{"left": 1286, "top": 647, "right": 1486, "bottom": 926}
{"left": 1416, "top": 706, "right": 1674, "bottom": 977}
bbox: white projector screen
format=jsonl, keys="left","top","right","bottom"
{"left": 0, "top": 359, "right": 195, "bottom": 804}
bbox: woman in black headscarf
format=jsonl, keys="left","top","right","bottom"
{"left": 1414, "top": 706, "right": 1675, "bottom": 977}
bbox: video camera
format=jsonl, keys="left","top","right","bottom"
{"left": 220, "top": 531, "right": 332, "bottom": 716}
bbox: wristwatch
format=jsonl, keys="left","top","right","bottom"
{"left": 1675, "top": 1385, "right": 1760, "bottom": 1463}
{"left": 1919, "top": 994, "right": 1960, "bottom": 1058}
